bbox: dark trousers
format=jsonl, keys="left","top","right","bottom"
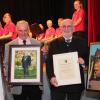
{"left": 13, "top": 94, "right": 22, "bottom": 100}
{"left": 23, "top": 66, "right": 29, "bottom": 77}
{"left": 13, "top": 85, "right": 42, "bottom": 100}
{"left": 51, "top": 91, "right": 82, "bottom": 100}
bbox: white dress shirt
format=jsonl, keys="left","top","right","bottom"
{"left": 18, "top": 37, "right": 31, "bottom": 45}
{"left": 64, "top": 36, "right": 72, "bottom": 43}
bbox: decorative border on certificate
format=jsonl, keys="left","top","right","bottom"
{"left": 53, "top": 52, "right": 81, "bottom": 86}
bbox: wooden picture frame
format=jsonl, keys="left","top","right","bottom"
{"left": 8, "top": 45, "right": 42, "bottom": 85}
{"left": 86, "top": 42, "right": 100, "bottom": 91}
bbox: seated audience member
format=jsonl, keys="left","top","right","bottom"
{"left": 41, "top": 20, "right": 55, "bottom": 62}
{"left": 0, "top": 13, "right": 16, "bottom": 40}
{"left": 30, "top": 22, "right": 44, "bottom": 39}
{"left": 43, "top": 20, "right": 55, "bottom": 43}
{"left": 4, "top": 20, "right": 42, "bottom": 100}
{"left": 36, "top": 24, "right": 45, "bottom": 42}
{"left": 46, "top": 19, "right": 89, "bottom": 100}
{"left": 55, "top": 18, "right": 63, "bottom": 38}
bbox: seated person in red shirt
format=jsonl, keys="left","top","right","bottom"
{"left": 43, "top": 20, "right": 55, "bottom": 43}
{"left": 36, "top": 24, "right": 45, "bottom": 42}
{"left": 55, "top": 18, "right": 63, "bottom": 38}
{"left": 0, "top": 13, "right": 16, "bottom": 40}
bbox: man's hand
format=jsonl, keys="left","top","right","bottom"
{"left": 50, "top": 77, "right": 58, "bottom": 87}
{"left": 78, "top": 57, "right": 85, "bottom": 65}
{"left": 78, "top": 57, "right": 85, "bottom": 68}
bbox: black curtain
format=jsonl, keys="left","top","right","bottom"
{"left": 0, "top": 0, "right": 87, "bottom": 28}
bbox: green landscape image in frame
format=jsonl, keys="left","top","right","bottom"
{"left": 14, "top": 50, "right": 37, "bottom": 79}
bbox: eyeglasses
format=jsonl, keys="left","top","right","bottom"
{"left": 63, "top": 25, "right": 72, "bottom": 28}
{"left": 63, "top": 25, "right": 73, "bottom": 30}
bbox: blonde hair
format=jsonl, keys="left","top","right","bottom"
{"left": 47, "top": 20, "right": 53, "bottom": 24}
{"left": 74, "top": 0, "right": 83, "bottom": 9}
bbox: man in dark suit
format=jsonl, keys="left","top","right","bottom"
{"left": 22, "top": 52, "right": 31, "bottom": 78}
{"left": 46, "top": 19, "right": 89, "bottom": 100}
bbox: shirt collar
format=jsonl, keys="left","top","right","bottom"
{"left": 18, "top": 37, "right": 31, "bottom": 45}
{"left": 64, "top": 36, "right": 72, "bottom": 42}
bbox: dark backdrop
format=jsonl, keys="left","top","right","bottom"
{"left": 0, "top": 0, "right": 87, "bottom": 28}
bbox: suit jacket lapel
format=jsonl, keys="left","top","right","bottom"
{"left": 11, "top": 38, "right": 19, "bottom": 45}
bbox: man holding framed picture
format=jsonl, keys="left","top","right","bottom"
{"left": 4, "top": 20, "right": 42, "bottom": 100}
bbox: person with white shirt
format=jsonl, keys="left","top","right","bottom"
{"left": 4, "top": 20, "right": 42, "bottom": 100}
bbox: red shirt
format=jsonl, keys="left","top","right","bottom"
{"left": 72, "top": 9, "right": 85, "bottom": 32}
{"left": 36, "top": 33, "right": 45, "bottom": 41}
{"left": 1, "top": 21, "right": 16, "bottom": 40}
{"left": 45, "top": 27, "right": 55, "bottom": 39}
{"left": 55, "top": 27, "right": 63, "bottom": 37}
{"left": 0, "top": 27, "right": 3, "bottom": 36}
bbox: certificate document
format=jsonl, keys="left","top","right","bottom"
{"left": 53, "top": 52, "right": 81, "bottom": 86}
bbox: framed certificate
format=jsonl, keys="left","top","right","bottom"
{"left": 53, "top": 52, "right": 81, "bottom": 86}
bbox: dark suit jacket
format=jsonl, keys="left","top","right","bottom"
{"left": 46, "top": 36, "right": 89, "bottom": 93}
{"left": 22, "top": 55, "right": 31, "bottom": 68}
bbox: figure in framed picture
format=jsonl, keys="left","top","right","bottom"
{"left": 22, "top": 52, "right": 31, "bottom": 78}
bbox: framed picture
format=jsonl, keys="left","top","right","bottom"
{"left": 86, "top": 42, "right": 100, "bottom": 91}
{"left": 8, "top": 45, "right": 42, "bottom": 85}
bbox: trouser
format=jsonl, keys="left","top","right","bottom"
{"left": 13, "top": 85, "right": 42, "bottom": 100}
{"left": 23, "top": 67, "right": 29, "bottom": 77}
{"left": 51, "top": 91, "right": 82, "bottom": 100}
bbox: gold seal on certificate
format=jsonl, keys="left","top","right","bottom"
{"left": 53, "top": 52, "right": 81, "bottom": 86}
